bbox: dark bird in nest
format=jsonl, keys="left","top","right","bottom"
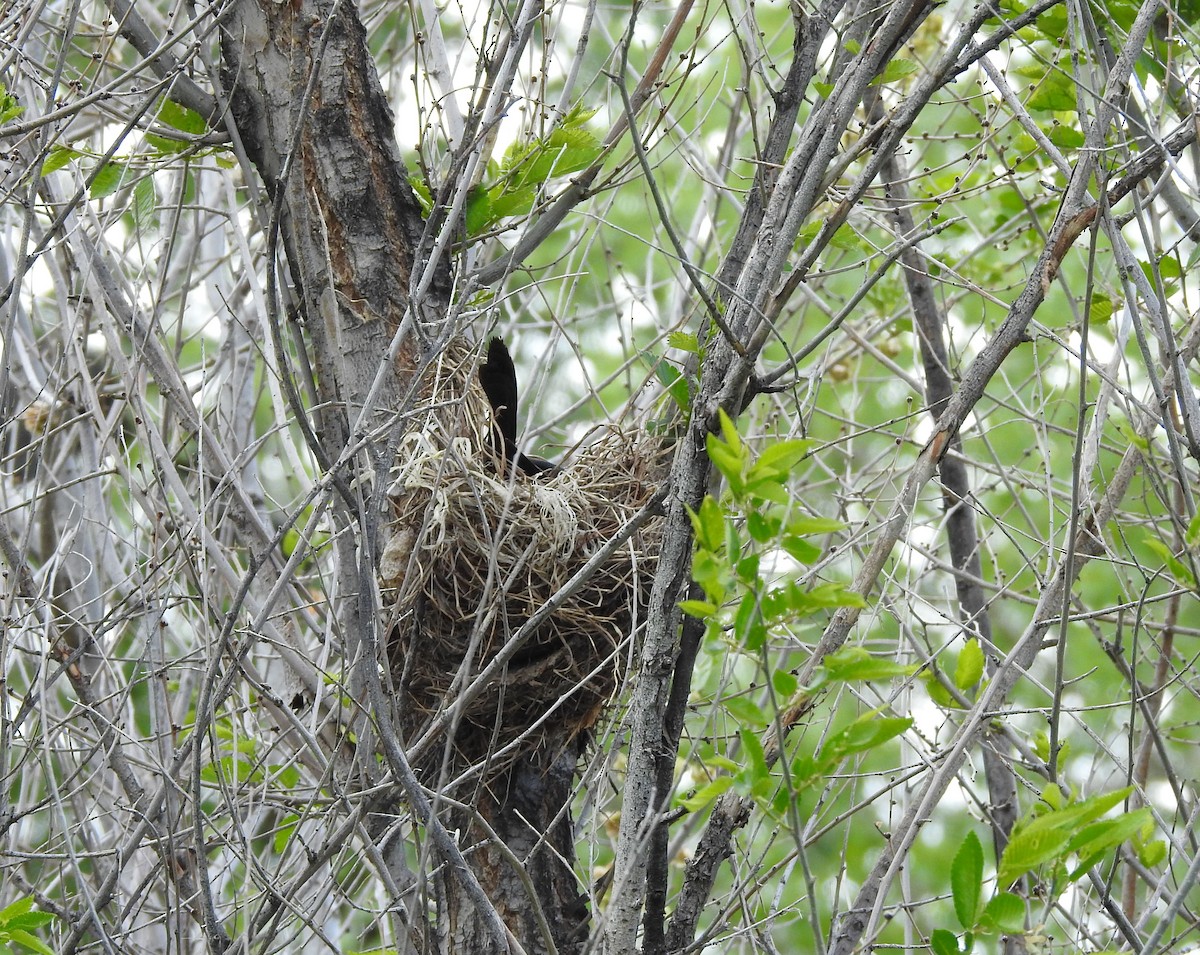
{"left": 479, "top": 337, "right": 556, "bottom": 476}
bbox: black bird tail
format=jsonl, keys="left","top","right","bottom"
{"left": 478, "top": 337, "right": 555, "bottom": 476}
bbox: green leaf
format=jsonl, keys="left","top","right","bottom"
{"left": 998, "top": 825, "right": 1072, "bottom": 886}
{"left": 955, "top": 638, "right": 985, "bottom": 690}
{"left": 1, "top": 911, "right": 55, "bottom": 932}
{"left": 146, "top": 132, "right": 189, "bottom": 155}
{"left": 688, "top": 497, "right": 726, "bottom": 552}
{"left": 717, "top": 407, "right": 743, "bottom": 455}
{"left": 4, "top": 928, "right": 57, "bottom": 955}
{"left": 40, "top": 145, "right": 81, "bottom": 176}
{"left": 0, "top": 897, "right": 34, "bottom": 923}
{"left": 772, "top": 669, "right": 798, "bottom": 698}
{"left": 785, "top": 515, "right": 846, "bottom": 536}
{"left": 89, "top": 161, "right": 127, "bottom": 199}
{"left": 813, "top": 81, "right": 835, "bottom": 97}
{"left": 1143, "top": 536, "right": 1197, "bottom": 588}
{"left": 924, "top": 672, "right": 960, "bottom": 708}
{"left": 998, "top": 787, "right": 1134, "bottom": 885}
{"left": 780, "top": 535, "right": 821, "bottom": 564}
{"left": 750, "top": 438, "right": 814, "bottom": 480}
{"left": 952, "top": 832, "right": 984, "bottom": 929}
{"left": 930, "top": 928, "right": 962, "bottom": 955}
{"left": 981, "top": 892, "right": 1026, "bottom": 933}
{"left": 0, "top": 86, "right": 24, "bottom": 124}
{"left": 1027, "top": 71, "right": 1077, "bottom": 111}
{"left": 133, "top": 176, "right": 157, "bottom": 227}
{"left": 486, "top": 184, "right": 536, "bottom": 221}
{"left": 1186, "top": 510, "right": 1200, "bottom": 548}
{"left": 158, "top": 98, "right": 207, "bottom": 135}
{"left": 734, "top": 729, "right": 770, "bottom": 799}
{"left": 464, "top": 184, "right": 495, "bottom": 235}
{"left": 668, "top": 331, "right": 700, "bottom": 353}
{"left": 723, "top": 694, "right": 768, "bottom": 727}
{"left": 820, "top": 712, "right": 912, "bottom": 763}
{"left": 734, "top": 592, "right": 766, "bottom": 651}
{"left": 746, "top": 511, "right": 780, "bottom": 544}
{"left": 1047, "top": 124, "right": 1085, "bottom": 149}
{"left": 1138, "top": 839, "right": 1166, "bottom": 867}
{"left": 744, "top": 478, "right": 789, "bottom": 506}
{"left": 655, "top": 360, "right": 691, "bottom": 411}
{"left": 1065, "top": 807, "right": 1152, "bottom": 881}
{"left": 679, "top": 599, "right": 718, "bottom": 618}
{"left": 677, "top": 775, "right": 733, "bottom": 811}
{"left": 1088, "top": 293, "right": 1115, "bottom": 323}
{"left": 410, "top": 177, "right": 433, "bottom": 216}
{"left": 820, "top": 647, "right": 916, "bottom": 684}
{"left": 871, "top": 59, "right": 918, "bottom": 86}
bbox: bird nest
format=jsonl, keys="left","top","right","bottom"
{"left": 381, "top": 341, "right": 663, "bottom": 779}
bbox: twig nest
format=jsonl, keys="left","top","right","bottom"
{"left": 382, "top": 340, "right": 662, "bottom": 779}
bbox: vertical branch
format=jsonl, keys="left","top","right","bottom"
{"left": 877, "top": 114, "right": 1020, "bottom": 857}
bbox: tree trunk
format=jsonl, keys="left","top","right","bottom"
{"left": 218, "top": 2, "right": 586, "bottom": 951}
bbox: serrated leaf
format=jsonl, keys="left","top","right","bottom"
{"left": 1047, "top": 124, "right": 1085, "bottom": 149}
{"left": 1089, "top": 293, "right": 1115, "bottom": 323}
{"left": 706, "top": 433, "right": 745, "bottom": 484}
{"left": 750, "top": 439, "right": 814, "bottom": 480}
{"left": 5, "top": 928, "right": 57, "bottom": 955}
{"left": 955, "top": 638, "right": 985, "bottom": 690}
{"left": 1027, "top": 71, "right": 1077, "bottom": 111}
{"left": 486, "top": 184, "right": 536, "bottom": 221}
{"left": 133, "top": 176, "right": 157, "bottom": 226}
{"left": 998, "top": 824, "right": 1072, "bottom": 885}
{"left": 999, "top": 788, "right": 1134, "bottom": 884}
{"left": 821, "top": 647, "right": 916, "bottom": 683}
{"left": 924, "top": 672, "right": 959, "bottom": 708}
{"left": 668, "top": 330, "right": 700, "bottom": 353}
{"left": 780, "top": 535, "right": 821, "bottom": 564}
{"left": 820, "top": 712, "right": 912, "bottom": 764}
{"left": 1065, "top": 808, "right": 1152, "bottom": 881}
{"left": 89, "top": 161, "right": 127, "bottom": 199}
{"left": 952, "top": 832, "right": 984, "bottom": 929}
{"left": 464, "top": 185, "right": 495, "bottom": 235}
{"left": 871, "top": 58, "right": 918, "bottom": 86}
{"left": 930, "top": 929, "right": 962, "bottom": 955}
{"left": 0, "top": 897, "right": 35, "bottom": 922}
{"left": 1158, "top": 255, "right": 1183, "bottom": 278}
{"left": 145, "top": 132, "right": 188, "bottom": 155}
{"left": 772, "top": 669, "right": 798, "bottom": 697}
{"left": 981, "top": 892, "right": 1026, "bottom": 933}
{"left": 679, "top": 599, "right": 718, "bottom": 618}
{"left": 1139, "top": 838, "right": 1166, "bottom": 867}
{"left": 158, "top": 98, "right": 207, "bottom": 135}
{"left": 677, "top": 775, "right": 733, "bottom": 811}
{"left": 785, "top": 515, "right": 845, "bottom": 536}
{"left": 722, "top": 695, "right": 767, "bottom": 727}
{"left": 1143, "top": 537, "right": 1197, "bottom": 588}
{"left": 40, "top": 145, "right": 81, "bottom": 176}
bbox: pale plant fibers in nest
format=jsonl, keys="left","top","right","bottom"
{"left": 381, "top": 341, "right": 662, "bottom": 777}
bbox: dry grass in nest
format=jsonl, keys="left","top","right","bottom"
{"left": 381, "top": 340, "right": 663, "bottom": 778}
